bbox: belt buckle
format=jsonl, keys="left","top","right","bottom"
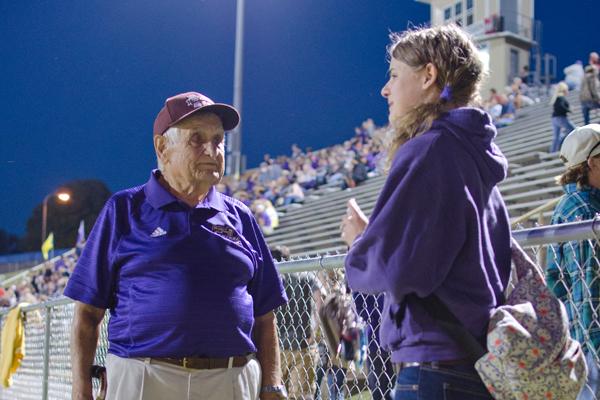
{"left": 182, "top": 358, "right": 189, "bottom": 368}
{"left": 394, "top": 361, "right": 421, "bottom": 374}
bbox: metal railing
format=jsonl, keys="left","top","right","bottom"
{"left": 1, "top": 220, "right": 600, "bottom": 399}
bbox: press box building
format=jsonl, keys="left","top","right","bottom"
{"left": 416, "top": 0, "right": 537, "bottom": 94}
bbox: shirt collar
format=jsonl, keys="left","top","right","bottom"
{"left": 144, "top": 169, "right": 227, "bottom": 212}
{"left": 196, "top": 185, "right": 227, "bottom": 212}
{"left": 145, "top": 170, "right": 177, "bottom": 209}
{"left": 563, "top": 183, "right": 600, "bottom": 198}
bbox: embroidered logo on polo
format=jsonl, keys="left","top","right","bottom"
{"left": 211, "top": 224, "right": 241, "bottom": 243}
{"left": 185, "top": 95, "right": 210, "bottom": 109}
{"left": 150, "top": 227, "right": 167, "bottom": 237}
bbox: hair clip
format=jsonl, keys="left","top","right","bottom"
{"left": 440, "top": 84, "right": 452, "bottom": 102}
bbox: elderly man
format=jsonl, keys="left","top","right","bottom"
{"left": 65, "top": 91, "right": 288, "bottom": 400}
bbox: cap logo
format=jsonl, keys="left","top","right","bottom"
{"left": 185, "top": 95, "right": 210, "bottom": 109}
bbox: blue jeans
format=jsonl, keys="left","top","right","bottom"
{"left": 394, "top": 364, "right": 492, "bottom": 400}
{"left": 551, "top": 116, "right": 576, "bottom": 153}
{"left": 578, "top": 351, "right": 600, "bottom": 400}
{"left": 582, "top": 101, "right": 600, "bottom": 125}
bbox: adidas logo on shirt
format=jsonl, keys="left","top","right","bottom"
{"left": 150, "top": 227, "right": 167, "bottom": 237}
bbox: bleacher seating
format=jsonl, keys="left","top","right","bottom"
{"left": 267, "top": 91, "right": 589, "bottom": 257}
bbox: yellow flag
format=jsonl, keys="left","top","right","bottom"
{"left": 41, "top": 232, "right": 54, "bottom": 260}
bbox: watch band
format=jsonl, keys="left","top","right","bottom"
{"left": 260, "top": 385, "right": 288, "bottom": 398}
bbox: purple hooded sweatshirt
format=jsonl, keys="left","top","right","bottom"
{"left": 345, "top": 107, "right": 512, "bottom": 363}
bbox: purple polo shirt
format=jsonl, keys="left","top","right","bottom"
{"left": 64, "top": 170, "right": 287, "bottom": 358}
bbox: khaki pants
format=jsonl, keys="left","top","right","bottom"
{"left": 105, "top": 354, "right": 261, "bottom": 400}
{"left": 281, "top": 346, "right": 319, "bottom": 400}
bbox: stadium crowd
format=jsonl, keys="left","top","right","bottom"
{"left": 483, "top": 75, "right": 538, "bottom": 128}
{"left": 217, "top": 118, "right": 387, "bottom": 235}
{"left": 0, "top": 251, "right": 77, "bottom": 307}
{"left": 482, "top": 51, "right": 600, "bottom": 151}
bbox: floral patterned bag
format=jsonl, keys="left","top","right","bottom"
{"left": 473, "top": 238, "right": 587, "bottom": 399}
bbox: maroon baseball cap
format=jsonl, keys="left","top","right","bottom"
{"left": 153, "top": 91, "right": 240, "bottom": 135}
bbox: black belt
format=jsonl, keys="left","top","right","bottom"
{"left": 151, "top": 355, "right": 252, "bottom": 370}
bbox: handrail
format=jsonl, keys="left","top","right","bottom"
{"left": 511, "top": 216, "right": 600, "bottom": 247}
{"left": 277, "top": 253, "right": 346, "bottom": 274}
{"left": 511, "top": 196, "right": 561, "bottom": 228}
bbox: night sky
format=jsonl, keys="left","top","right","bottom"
{"left": 1, "top": 0, "right": 598, "bottom": 235}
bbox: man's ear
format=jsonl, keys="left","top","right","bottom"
{"left": 154, "top": 134, "right": 168, "bottom": 166}
{"left": 422, "top": 62, "right": 439, "bottom": 91}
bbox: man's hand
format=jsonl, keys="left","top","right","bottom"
{"left": 71, "top": 302, "right": 105, "bottom": 400}
{"left": 340, "top": 198, "right": 369, "bottom": 247}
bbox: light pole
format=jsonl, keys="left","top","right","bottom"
{"left": 41, "top": 191, "right": 71, "bottom": 243}
{"left": 227, "top": 0, "right": 245, "bottom": 179}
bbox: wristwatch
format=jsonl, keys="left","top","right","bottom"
{"left": 260, "top": 385, "right": 288, "bottom": 399}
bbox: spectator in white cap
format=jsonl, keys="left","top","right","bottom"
{"left": 547, "top": 124, "right": 600, "bottom": 400}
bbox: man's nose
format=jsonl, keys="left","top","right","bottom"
{"left": 200, "top": 142, "right": 217, "bottom": 158}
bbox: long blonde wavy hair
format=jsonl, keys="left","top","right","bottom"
{"left": 386, "top": 24, "right": 485, "bottom": 166}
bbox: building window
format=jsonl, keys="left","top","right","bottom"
{"left": 510, "top": 48, "right": 519, "bottom": 81}
{"left": 444, "top": 7, "right": 452, "bottom": 21}
{"left": 455, "top": 2, "right": 462, "bottom": 16}
{"left": 466, "top": 0, "right": 474, "bottom": 26}
{"left": 456, "top": 17, "right": 463, "bottom": 26}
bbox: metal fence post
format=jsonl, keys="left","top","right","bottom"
{"left": 42, "top": 305, "right": 52, "bottom": 400}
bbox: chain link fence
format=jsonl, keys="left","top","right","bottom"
{"left": 0, "top": 221, "right": 599, "bottom": 399}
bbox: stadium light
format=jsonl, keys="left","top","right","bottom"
{"left": 56, "top": 192, "right": 71, "bottom": 202}
{"left": 41, "top": 190, "right": 71, "bottom": 243}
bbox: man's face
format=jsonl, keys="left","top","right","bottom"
{"left": 159, "top": 113, "right": 225, "bottom": 187}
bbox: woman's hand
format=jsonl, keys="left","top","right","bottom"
{"left": 340, "top": 198, "right": 369, "bottom": 247}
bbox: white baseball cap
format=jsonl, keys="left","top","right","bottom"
{"left": 560, "top": 124, "right": 600, "bottom": 167}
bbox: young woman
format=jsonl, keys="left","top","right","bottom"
{"left": 550, "top": 81, "right": 576, "bottom": 153}
{"left": 340, "top": 24, "right": 512, "bottom": 399}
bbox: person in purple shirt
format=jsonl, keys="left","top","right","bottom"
{"left": 339, "top": 25, "right": 511, "bottom": 399}
{"left": 65, "top": 91, "right": 288, "bottom": 400}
